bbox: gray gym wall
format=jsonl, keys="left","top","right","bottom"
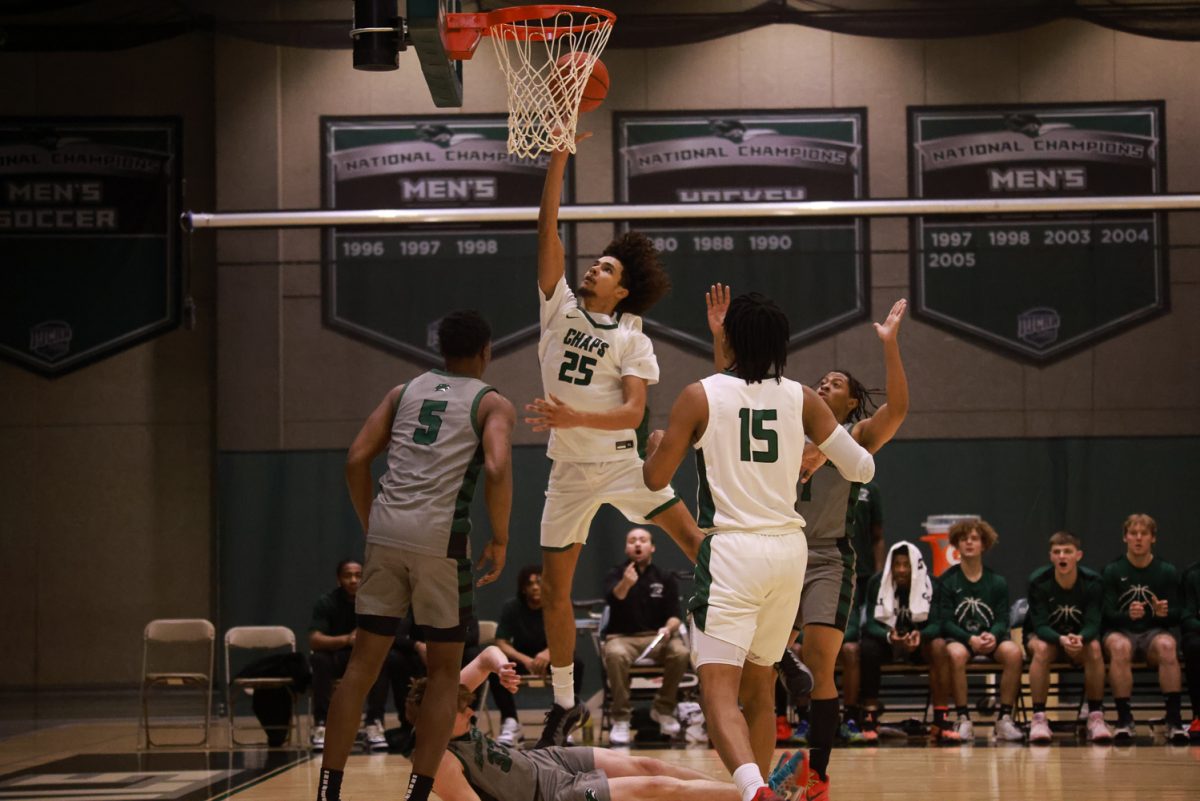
{"left": 2, "top": 18, "right": 1199, "bottom": 689}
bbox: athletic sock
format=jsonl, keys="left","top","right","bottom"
{"left": 1115, "top": 697, "right": 1133, "bottom": 725}
{"left": 550, "top": 663, "right": 575, "bottom": 709}
{"left": 404, "top": 774, "right": 434, "bottom": 801}
{"left": 1087, "top": 698, "right": 1103, "bottom": 713}
{"left": 775, "top": 675, "right": 789, "bottom": 716}
{"left": 1165, "top": 692, "right": 1182, "bottom": 726}
{"left": 999, "top": 704, "right": 1013, "bottom": 719}
{"left": 1032, "top": 702, "right": 1047, "bottom": 714}
{"left": 809, "top": 698, "right": 839, "bottom": 780}
{"left": 794, "top": 702, "right": 810, "bottom": 721}
{"left": 317, "top": 768, "right": 343, "bottom": 801}
{"left": 956, "top": 705, "right": 970, "bottom": 720}
{"left": 733, "top": 762, "right": 766, "bottom": 801}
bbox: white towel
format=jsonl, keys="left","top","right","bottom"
{"left": 874, "top": 540, "right": 932, "bottom": 629}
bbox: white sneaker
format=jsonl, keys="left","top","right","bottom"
{"left": 955, "top": 717, "right": 975, "bottom": 742}
{"left": 365, "top": 719, "right": 388, "bottom": 751}
{"left": 1086, "top": 711, "right": 1113, "bottom": 743}
{"left": 310, "top": 724, "right": 326, "bottom": 751}
{"left": 650, "top": 708, "right": 682, "bottom": 737}
{"left": 1113, "top": 720, "right": 1135, "bottom": 743}
{"left": 993, "top": 714, "right": 1024, "bottom": 743}
{"left": 497, "top": 717, "right": 523, "bottom": 747}
{"left": 1166, "top": 724, "right": 1189, "bottom": 745}
{"left": 609, "top": 719, "right": 631, "bottom": 745}
{"left": 1029, "top": 712, "right": 1052, "bottom": 744}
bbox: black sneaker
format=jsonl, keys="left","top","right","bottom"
{"left": 776, "top": 649, "right": 814, "bottom": 701}
{"left": 534, "top": 700, "right": 590, "bottom": 749}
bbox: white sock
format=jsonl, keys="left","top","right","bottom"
{"left": 550, "top": 663, "right": 575, "bottom": 709}
{"left": 733, "top": 763, "right": 766, "bottom": 801}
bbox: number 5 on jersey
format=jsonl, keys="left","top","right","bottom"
{"left": 558, "top": 351, "right": 596, "bottom": 386}
{"left": 739, "top": 408, "right": 778, "bottom": 463}
{"left": 413, "top": 399, "right": 448, "bottom": 444}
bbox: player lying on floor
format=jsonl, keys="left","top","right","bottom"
{"left": 402, "top": 645, "right": 810, "bottom": 801}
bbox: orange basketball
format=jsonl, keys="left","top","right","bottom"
{"left": 555, "top": 52, "right": 609, "bottom": 113}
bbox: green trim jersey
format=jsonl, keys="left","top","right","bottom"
{"left": 1026, "top": 565, "right": 1102, "bottom": 642}
{"left": 795, "top": 423, "right": 859, "bottom": 545}
{"left": 694, "top": 372, "right": 807, "bottom": 535}
{"left": 367, "top": 370, "right": 495, "bottom": 560}
{"left": 1181, "top": 561, "right": 1200, "bottom": 637}
{"left": 849, "top": 481, "right": 882, "bottom": 578}
{"left": 538, "top": 277, "right": 659, "bottom": 463}
{"left": 933, "top": 565, "right": 1011, "bottom": 644}
{"left": 445, "top": 726, "right": 529, "bottom": 801}
{"left": 1101, "top": 555, "right": 1181, "bottom": 634}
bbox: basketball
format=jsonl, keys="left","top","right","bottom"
{"left": 555, "top": 52, "right": 609, "bottom": 113}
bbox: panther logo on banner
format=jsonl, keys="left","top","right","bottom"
{"left": 615, "top": 110, "right": 870, "bottom": 354}
{"left": 909, "top": 102, "right": 1167, "bottom": 363}
{"left": 0, "top": 119, "right": 181, "bottom": 376}
{"left": 322, "top": 116, "right": 569, "bottom": 365}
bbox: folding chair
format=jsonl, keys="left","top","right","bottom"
{"left": 140, "top": 618, "right": 215, "bottom": 748}
{"left": 225, "top": 625, "right": 301, "bottom": 747}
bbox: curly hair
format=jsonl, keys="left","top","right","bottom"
{"left": 516, "top": 564, "right": 542, "bottom": 604}
{"left": 948, "top": 518, "right": 999, "bottom": 551}
{"left": 603, "top": 232, "right": 671, "bottom": 316}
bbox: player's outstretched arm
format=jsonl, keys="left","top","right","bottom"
{"left": 643, "top": 382, "right": 708, "bottom": 491}
{"left": 477, "top": 392, "right": 516, "bottom": 587}
{"left": 706, "top": 283, "right": 731, "bottom": 373}
{"left": 802, "top": 385, "right": 874, "bottom": 483}
{"left": 460, "top": 644, "right": 520, "bottom": 694}
{"left": 524, "top": 375, "right": 648, "bottom": 432}
{"left": 345, "top": 384, "right": 404, "bottom": 533}
{"left": 852, "top": 298, "right": 909, "bottom": 453}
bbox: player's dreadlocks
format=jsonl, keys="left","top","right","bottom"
{"left": 824, "top": 368, "right": 880, "bottom": 423}
{"left": 724, "top": 292, "right": 789, "bottom": 384}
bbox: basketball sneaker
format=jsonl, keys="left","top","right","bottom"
{"left": 777, "top": 650, "right": 815, "bottom": 699}
{"left": 534, "top": 700, "right": 589, "bottom": 749}
{"left": 1166, "top": 723, "right": 1189, "bottom": 745}
{"left": 650, "top": 707, "right": 682, "bottom": 737}
{"left": 993, "top": 714, "right": 1024, "bottom": 743}
{"left": 1028, "top": 712, "right": 1052, "bottom": 745}
{"left": 776, "top": 715, "right": 794, "bottom": 744}
{"left": 364, "top": 719, "right": 388, "bottom": 752}
{"left": 791, "top": 719, "right": 810, "bottom": 746}
{"left": 803, "top": 772, "right": 831, "bottom": 801}
{"left": 1112, "top": 720, "right": 1135, "bottom": 744}
{"left": 954, "top": 716, "right": 975, "bottom": 742}
{"left": 767, "top": 749, "right": 810, "bottom": 798}
{"left": 608, "top": 719, "right": 631, "bottom": 746}
{"left": 930, "top": 723, "right": 962, "bottom": 745}
{"left": 750, "top": 787, "right": 786, "bottom": 801}
{"left": 1188, "top": 718, "right": 1200, "bottom": 743}
{"left": 1086, "top": 711, "right": 1113, "bottom": 743}
{"left": 838, "top": 719, "right": 868, "bottom": 745}
{"left": 497, "top": 717, "right": 523, "bottom": 746}
{"left": 310, "top": 723, "right": 326, "bottom": 751}
{"left": 860, "top": 709, "right": 879, "bottom": 744}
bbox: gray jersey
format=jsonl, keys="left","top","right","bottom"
{"left": 795, "top": 422, "right": 859, "bottom": 543}
{"left": 446, "top": 728, "right": 602, "bottom": 801}
{"left": 367, "top": 369, "right": 495, "bottom": 559}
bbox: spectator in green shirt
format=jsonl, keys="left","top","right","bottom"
{"left": 1025, "top": 531, "right": 1111, "bottom": 744}
{"left": 931, "top": 519, "right": 1023, "bottom": 743}
{"left": 1180, "top": 560, "right": 1200, "bottom": 742}
{"left": 1101, "top": 513, "right": 1187, "bottom": 744}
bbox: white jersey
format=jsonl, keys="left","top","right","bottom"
{"left": 694, "top": 372, "right": 808, "bottom": 535}
{"left": 538, "top": 277, "right": 659, "bottom": 462}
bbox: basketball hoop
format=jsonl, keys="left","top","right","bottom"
{"left": 445, "top": 5, "right": 616, "bottom": 158}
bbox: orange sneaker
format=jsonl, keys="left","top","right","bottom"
{"left": 768, "top": 750, "right": 810, "bottom": 798}
{"left": 752, "top": 787, "right": 786, "bottom": 801}
{"left": 930, "top": 723, "right": 962, "bottom": 745}
{"left": 776, "top": 715, "right": 794, "bottom": 743}
{"left": 803, "top": 772, "right": 831, "bottom": 801}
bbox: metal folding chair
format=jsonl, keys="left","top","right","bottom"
{"left": 140, "top": 618, "right": 215, "bottom": 748}
{"left": 225, "top": 625, "right": 301, "bottom": 747}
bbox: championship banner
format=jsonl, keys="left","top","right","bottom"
{"left": 909, "top": 102, "right": 1167, "bottom": 363}
{"left": 322, "top": 116, "right": 570, "bottom": 364}
{"left": 0, "top": 118, "right": 181, "bottom": 376}
{"left": 615, "top": 110, "right": 869, "bottom": 353}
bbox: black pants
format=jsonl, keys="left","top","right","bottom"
{"left": 310, "top": 647, "right": 395, "bottom": 723}
{"left": 859, "top": 634, "right": 924, "bottom": 701}
{"left": 1183, "top": 632, "right": 1200, "bottom": 716}
{"left": 487, "top": 658, "right": 584, "bottom": 720}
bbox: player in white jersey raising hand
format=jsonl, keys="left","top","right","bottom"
{"left": 524, "top": 136, "right": 705, "bottom": 748}
{"left": 643, "top": 292, "right": 875, "bottom": 801}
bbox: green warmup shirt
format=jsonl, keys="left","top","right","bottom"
{"left": 1181, "top": 561, "right": 1200, "bottom": 637}
{"left": 1026, "top": 565, "right": 1102, "bottom": 643}
{"left": 934, "top": 564, "right": 1010, "bottom": 645}
{"left": 849, "top": 481, "right": 883, "bottom": 580}
{"left": 861, "top": 572, "right": 939, "bottom": 642}
{"left": 1101, "top": 555, "right": 1181, "bottom": 635}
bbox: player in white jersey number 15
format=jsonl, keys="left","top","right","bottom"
{"left": 523, "top": 134, "right": 706, "bottom": 748}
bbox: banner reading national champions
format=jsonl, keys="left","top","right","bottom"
{"left": 615, "top": 109, "right": 869, "bottom": 354}
{"left": 0, "top": 118, "right": 181, "bottom": 377}
{"left": 322, "top": 116, "right": 571, "bottom": 364}
{"left": 909, "top": 102, "right": 1167, "bottom": 363}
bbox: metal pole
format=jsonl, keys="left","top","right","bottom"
{"left": 182, "top": 194, "right": 1200, "bottom": 231}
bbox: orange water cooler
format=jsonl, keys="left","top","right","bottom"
{"left": 919, "top": 514, "right": 979, "bottom": 576}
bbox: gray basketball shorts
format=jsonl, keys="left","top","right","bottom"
{"left": 529, "top": 747, "right": 611, "bottom": 801}
{"left": 792, "top": 538, "right": 857, "bottom": 632}
{"left": 356, "top": 542, "right": 474, "bottom": 641}
{"left": 1106, "top": 628, "right": 1172, "bottom": 659}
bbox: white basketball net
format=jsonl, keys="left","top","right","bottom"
{"left": 488, "top": 9, "right": 614, "bottom": 158}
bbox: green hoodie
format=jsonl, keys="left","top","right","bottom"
{"left": 1026, "top": 564, "right": 1102, "bottom": 643}
{"left": 1101, "top": 555, "right": 1180, "bottom": 634}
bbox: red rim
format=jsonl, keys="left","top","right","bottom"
{"left": 451, "top": 5, "right": 615, "bottom": 38}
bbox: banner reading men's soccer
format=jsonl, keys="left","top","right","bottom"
{"left": 0, "top": 118, "right": 181, "bottom": 377}
{"left": 909, "top": 102, "right": 1167, "bottom": 363}
{"left": 322, "top": 116, "right": 570, "bottom": 364}
{"left": 615, "top": 110, "right": 869, "bottom": 353}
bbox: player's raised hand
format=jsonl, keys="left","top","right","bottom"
{"left": 475, "top": 538, "right": 507, "bottom": 587}
{"left": 706, "top": 283, "right": 731, "bottom": 337}
{"left": 874, "top": 298, "right": 907, "bottom": 342}
{"left": 524, "top": 394, "right": 581, "bottom": 430}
